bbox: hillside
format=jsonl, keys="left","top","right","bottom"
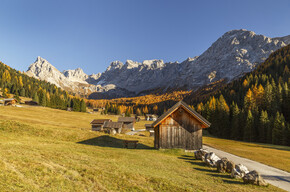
{"left": 185, "top": 44, "right": 290, "bottom": 146}
{"left": 26, "top": 29, "right": 289, "bottom": 99}
{"left": 0, "top": 61, "right": 86, "bottom": 112}
{"left": 0, "top": 105, "right": 286, "bottom": 191}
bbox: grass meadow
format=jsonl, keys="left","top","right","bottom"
{"left": 0, "top": 105, "right": 287, "bottom": 191}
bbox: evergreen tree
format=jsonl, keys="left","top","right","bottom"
{"left": 259, "top": 110, "right": 270, "bottom": 143}
{"left": 272, "top": 112, "right": 285, "bottom": 145}
{"left": 244, "top": 110, "right": 254, "bottom": 142}
{"left": 33, "top": 92, "right": 39, "bottom": 103}
{"left": 80, "top": 99, "right": 86, "bottom": 112}
{"left": 230, "top": 102, "right": 240, "bottom": 140}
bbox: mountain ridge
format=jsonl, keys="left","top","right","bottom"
{"left": 26, "top": 29, "right": 289, "bottom": 98}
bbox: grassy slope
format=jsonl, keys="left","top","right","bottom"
{"left": 0, "top": 106, "right": 284, "bottom": 192}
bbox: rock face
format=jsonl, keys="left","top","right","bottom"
{"left": 243, "top": 170, "right": 268, "bottom": 186}
{"left": 26, "top": 56, "right": 73, "bottom": 89}
{"left": 26, "top": 57, "right": 101, "bottom": 94}
{"left": 63, "top": 68, "right": 89, "bottom": 84}
{"left": 26, "top": 30, "right": 290, "bottom": 98}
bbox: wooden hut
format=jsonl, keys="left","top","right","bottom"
{"left": 151, "top": 101, "right": 210, "bottom": 150}
{"left": 118, "top": 117, "right": 135, "bottom": 130}
{"left": 103, "top": 121, "right": 123, "bottom": 134}
{"left": 145, "top": 124, "right": 154, "bottom": 137}
{"left": 90, "top": 119, "right": 112, "bottom": 131}
{"left": 4, "top": 98, "right": 17, "bottom": 106}
{"left": 25, "top": 100, "right": 39, "bottom": 106}
{"left": 145, "top": 114, "right": 158, "bottom": 121}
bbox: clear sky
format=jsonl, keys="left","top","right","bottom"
{"left": 0, "top": 0, "right": 289, "bottom": 74}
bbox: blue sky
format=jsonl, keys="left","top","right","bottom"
{"left": 0, "top": 0, "right": 289, "bottom": 74}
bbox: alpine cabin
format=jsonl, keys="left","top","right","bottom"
{"left": 118, "top": 117, "right": 135, "bottom": 130}
{"left": 90, "top": 119, "right": 112, "bottom": 131}
{"left": 151, "top": 101, "right": 210, "bottom": 150}
{"left": 103, "top": 121, "right": 123, "bottom": 135}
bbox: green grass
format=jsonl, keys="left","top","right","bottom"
{"left": 203, "top": 136, "right": 290, "bottom": 173}
{"left": 0, "top": 106, "right": 285, "bottom": 191}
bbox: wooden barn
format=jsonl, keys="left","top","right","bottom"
{"left": 151, "top": 101, "right": 211, "bottom": 150}
{"left": 118, "top": 117, "right": 135, "bottom": 130}
{"left": 4, "top": 98, "right": 17, "bottom": 106}
{"left": 145, "top": 114, "right": 158, "bottom": 121}
{"left": 25, "top": 100, "right": 39, "bottom": 106}
{"left": 103, "top": 121, "right": 123, "bottom": 134}
{"left": 90, "top": 119, "right": 112, "bottom": 131}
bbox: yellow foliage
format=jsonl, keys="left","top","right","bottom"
{"left": 242, "top": 79, "right": 248, "bottom": 87}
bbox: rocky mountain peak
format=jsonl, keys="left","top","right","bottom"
{"left": 25, "top": 29, "right": 290, "bottom": 99}
{"left": 106, "top": 61, "right": 123, "bottom": 71}
{"left": 62, "top": 68, "right": 88, "bottom": 83}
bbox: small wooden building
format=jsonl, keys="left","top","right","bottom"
{"left": 4, "top": 98, "right": 17, "bottom": 106}
{"left": 25, "top": 100, "right": 39, "bottom": 106}
{"left": 118, "top": 117, "right": 135, "bottom": 130}
{"left": 103, "top": 121, "right": 123, "bottom": 135}
{"left": 151, "top": 101, "right": 210, "bottom": 150}
{"left": 145, "top": 124, "right": 154, "bottom": 137}
{"left": 90, "top": 119, "right": 112, "bottom": 131}
{"left": 145, "top": 114, "right": 158, "bottom": 121}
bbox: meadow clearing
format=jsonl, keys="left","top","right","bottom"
{"left": 0, "top": 105, "right": 287, "bottom": 191}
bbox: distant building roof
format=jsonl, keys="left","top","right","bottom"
{"left": 4, "top": 98, "right": 17, "bottom": 101}
{"left": 103, "top": 121, "right": 123, "bottom": 129}
{"left": 90, "top": 119, "right": 112, "bottom": 124}
{"left": 145, "top": 124, "right": 152, "bottom": 128}
{"left": 118, "top": 117, "right": 135, "bottom": 123}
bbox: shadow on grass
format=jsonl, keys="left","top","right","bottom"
{"left": 222, "top": 179, "right": 244, "bottom": 184}
{"left": 179, "top": 155, "right": 249, "bottom": 186}
{"left": 77, "top": 135, "right": 153, "bottom": 149}
{"left": 209, "top": 173, "right": 231, "bottom": 179}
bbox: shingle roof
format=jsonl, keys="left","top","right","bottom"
{"left": 118, "top": 117, "right": 135, "bottom": 123}
{"left": 90, "top": 119, "right": 111, "bottom": 124}
{"left": 145, "top": 124, "right": 152, "bottom": 128}
{"left": 4, "top": 98, "right": 17, "bottom": 101}
{"left": 151, "top": 101, "right": 211, "bottom": 128}
{"left": 103, "top": 121, "right": 123, "bottom": 129}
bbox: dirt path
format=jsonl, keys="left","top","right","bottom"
{"left": 203, "top": 145, "right": 290, "bottom": 192}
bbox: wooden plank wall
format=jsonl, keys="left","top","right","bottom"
{"left": 156, "top": 106, "right": 203, "bottom": 150}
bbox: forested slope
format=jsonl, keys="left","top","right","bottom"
{"left": 187, "top": 45, "right": 290, "bottom": 146}
{"left": 0, "top": 61, "right": 86, "bottom": 112}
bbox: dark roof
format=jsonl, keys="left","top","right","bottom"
{"left": 90, "top": 119, "right": 112, "bottom": 124}
{"left": 25, "top": 100, "right": 38, "bottom": 104}
{"left": 118, "top": 117, "right": 135, "bottom": 123}
{"left": 103, "top": 121, "right": 123, "bottom": 129}
{"left": 151, "top": 101, "right": 211, "bottom": 128}
{"left": 145, "top": 124, "right": 152, "bottom": 128}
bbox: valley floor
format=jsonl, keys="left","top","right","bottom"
{"left": 0, "top": 106, "right": 288, "bottom": 191}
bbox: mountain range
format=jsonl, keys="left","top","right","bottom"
{"left": 26, "top": 29, "right": 290, "bottom": 99}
